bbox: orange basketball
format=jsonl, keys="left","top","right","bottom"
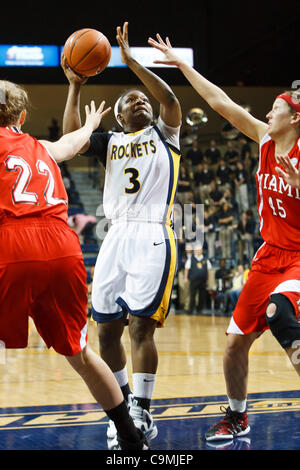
{"left": 63, "top": 28, "right": 111, "bottom": 77}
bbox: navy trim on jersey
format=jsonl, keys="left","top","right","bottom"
{"left": 83, "top": 131, "right": 112, "bottom": 168}
{"left": 91, "top": 307, "right": 124, "bottom": 323}
{"left": 7, "top": 126, "right": 22, "bottom": 133}
{"left": 153, "top": 125, "right": 179, "bottom": 224}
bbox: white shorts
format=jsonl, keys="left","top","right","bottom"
{"left": 91, "top": 221, "right": 177, "bottom": 327}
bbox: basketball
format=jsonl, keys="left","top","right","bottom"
{"left": 63, "top": 28, "right": 111, "bottom": 77}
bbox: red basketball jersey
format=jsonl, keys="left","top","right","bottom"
{"left": 256, "top": 133, "right": 300, "bottom": 251}
{"left": 0, "top": 126, "right": 68, "bottom": 223}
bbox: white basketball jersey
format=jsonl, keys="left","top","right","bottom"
{"left": 103, "top": 117, "right": 181, "bottom": 224}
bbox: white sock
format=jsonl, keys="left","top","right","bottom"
{"left": 132, "top": 373, "right": 156, "bottom": 400}
{"left": 113, "top": 367, "right": 129, "bottom": 388}
{"left": 228, "top": 398, "right": 247, "bottom": 413}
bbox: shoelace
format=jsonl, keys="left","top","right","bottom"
{"left": 215, "top": 406, "right": 244, "bottom": 434}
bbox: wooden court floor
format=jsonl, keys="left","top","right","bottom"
{"left": 1, "top": 313, "right": 299, "bottom": 452}
{"left": 0, "top": 313, "right": 298, "bottom": 407}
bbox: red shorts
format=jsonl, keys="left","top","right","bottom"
{"left": 227, "top": 242, "right": 300, "bottom": 335}
{"left": 0, "top": 218, "right": 88, "bottom": 355}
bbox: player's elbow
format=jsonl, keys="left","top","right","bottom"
{"left": 165, "top": 90, "right": 180, "bottom": 109}
{"left": 52, "top": 142, "right": 77, "bottom": 163}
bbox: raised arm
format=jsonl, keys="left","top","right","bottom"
{"left": 117, "top": 22, "right": 181, "bottom": 128}
{"left": 40, "top": 100, "right": 110, "bottom": 163}
{"left": 148, "top": 35, "right": 268, "bottom": 144}
{"left": 61, "top": 55, "right": 91, "bottom": 153}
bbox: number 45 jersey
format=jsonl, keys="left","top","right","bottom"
{"left": 87, "top": 117, "right": 181, "bottom": 225}
{"left": 0, "top": 126, "right": 68, "bottom": 223}
{"left": 256, "top": 133, "right": 300, "bottom": 251}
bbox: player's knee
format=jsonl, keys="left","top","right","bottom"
{"left": 129, "top": 316, "right": 156, "bottom": 345}
{"left": 66, "top": 345, "right": 89, "bottom": 373}
{"left": 225, "top": 333, "right": 252, "bottom": 359}
{"left": 97, "top": 322, "right": 122, "bottom": 351}
{"left": 266, "top": 294, "right": 300, "bottom": 349}
{"left": 266, "top": 302, "right": 277, "bottom": 318}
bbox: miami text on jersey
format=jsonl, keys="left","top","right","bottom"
{"left": 257, "top": 173, "right": 300, "bottom": 200}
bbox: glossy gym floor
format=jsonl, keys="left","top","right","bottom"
{"left": 0, "top": 314, "right": 299, "bottom": 451}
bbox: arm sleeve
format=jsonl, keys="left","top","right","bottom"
{"left": 83, "top": 131, "right": 109, "bottom": 166}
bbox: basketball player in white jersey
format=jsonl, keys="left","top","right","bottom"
{"left": 61, "top": 22, "right": 182, "bottom": 448}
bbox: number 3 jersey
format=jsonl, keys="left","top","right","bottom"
{"left": 256, "top": 133, "right": 300, "bottom": 251}
{"left": 86, "top": 117, "right": 181, "bottom": 225}
{"left": 0, "top": 126, "right": 68, "bottom": 223}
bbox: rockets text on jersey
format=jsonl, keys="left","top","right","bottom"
{"left": 101, "top": 117, "right": 181, "bottom": 225}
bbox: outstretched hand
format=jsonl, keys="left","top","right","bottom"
{"left": 275, "top": 155, "right": 300, "bottom": 189}
{"left": 116, "top": 21, "right": 132, "bottom": 65}
{"left": 148, "top": 34, "right": 182, "bottom": 67}
{"left": 84, "top": 100, "right": 111, "bottom": 131}
{"left": 61, "top": 54, "right": 88, "bottom": 85}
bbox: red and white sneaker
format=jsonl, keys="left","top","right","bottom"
{"left": 205, "top": 406, "right": 250, "bottom": 441}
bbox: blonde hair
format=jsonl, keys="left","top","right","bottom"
{"left": 0, "top": 80, "right": 29, "bottom": 127}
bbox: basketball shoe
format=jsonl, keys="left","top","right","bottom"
{"left": 110, "top": 428, "right": 150, "bottom": 450}
{"left": 129, "top": 399, "right": 158, "bottom": 441}
{"left": 205, "top": 406, "right": 250, "bottom": 441}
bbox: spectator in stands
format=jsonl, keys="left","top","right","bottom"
{"left": 87, "top": 266, "right": 95, "bottom": 317}
{"left": 48, "top": 117, "right": 60, "bottom": 141}
{"left": 186, "top": 139, "right": 203, "bottom": 171}
{"left": 215, "top": 259, "right": 232, "bottom": 293}
{"left": 192, "top": 162, "right": 203, "bottom": 200}
{"left": 177, "top": 164, "right": 193, "bottom": 204}
{"left": 59, "top": 161, "right": 71, "bottom": 179}
{"left": 216, "top": 158, "right": 233, "bottom": 192}
{"left": 208, "top": 179, "right": 224, "bottom": 214}
{"left": 184, "top": 245, "right": 212, "bottom": 315}
{"left": 215, "top": 258, "right": 233, "bottom": 309}
{"left": 217, "top": 201, "right": 235, "bottom": 259}
{"left": 223, "top": 264, "right": 249, "bottom": 314}
{"left": 60, "top": 172, "right": 82, "bottom": 206}
{"left": 234, "top": 160, "right": 249, "bottom": 212}
{"left": 239, "top": 135, "right": 252, "bottom": 176}
{"left": 176, "top": 239, "right": 189, "bottom": 311}
{"left": 204, "top": 208, "right": 217, "bottom": 259}
{"left": 235, "top": 210, "right": 255, "bottom": 263}
{"left": 198, "top": 161, "right": 215, "bottom": 203}
{"left": 68, "top": 213, "right": 97, "bottom": 242}
{"left": 219, "top": 187, "right": 238, "bottom": 215}
{"left": 181, "top": 243, "right": 193, "bottom": 312}
{"left": 204, "top": 139, "right": 221, "bottom": 172}
{"left": 223, "top": 140, "right": 239, "bottom": 169}
{"left": 183, "top": 190, "right": 203, "bottom": 246}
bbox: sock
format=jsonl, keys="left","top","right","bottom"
{"left": 113, "top": 367, "right": 132, "bottom": 402}
{"left": 134, "top": 397, "right": 151, "bottom": 411}
{"left": 132, "top": 373, "right": 156, "bottom": 411}
{"left": 121, "top": 383, "right": 132, "bottom": 403}
{"left": 228, "top": 398, "right": 247, "bottom": 413}
{"left": 104, "top": 400, "right": 139, "bottom": 442}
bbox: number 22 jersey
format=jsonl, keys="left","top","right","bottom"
{"left": 256, "top": 133, "right": 300, "bottom": 251}
{"left": 0, "top": 126, "right": 68, "bottom": 223}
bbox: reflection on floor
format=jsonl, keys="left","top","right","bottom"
{"left": 1, "top": 390, "right": 299, "bottom": 450}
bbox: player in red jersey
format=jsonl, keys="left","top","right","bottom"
{"left": 0, "top": 80, "right": 149, "bottom": 450}
{"left": 148, "top": 35, "right": 300, "bottom": 440}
